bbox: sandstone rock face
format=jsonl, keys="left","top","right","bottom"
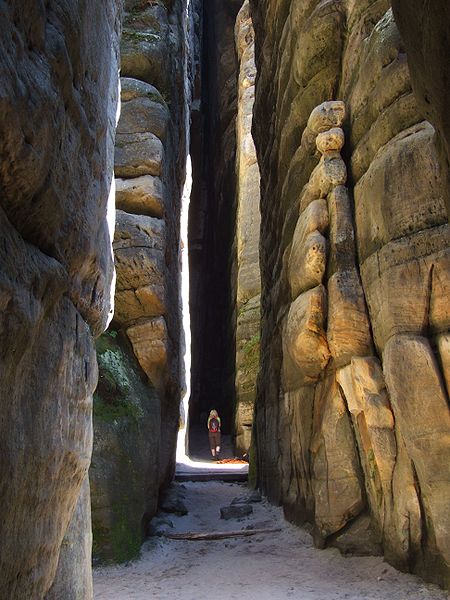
{"left": 392, "top": 0, "right": 450, "bottom": 222}
{"left": 90, "top": 332, "right": 161, "bottom": 564}
{"left": 0, "top": 2, "right": 120, "bottom": 598}
{"left": 45, "top": 478, "right": 93, "bottom": 600}
{"left": 234, "top": 1, "right": 261, "bottom": 455}
{"left": 91, "top": 0, "right": 187, "bottom": 562}
{"left": 250, "top": 0, "right": 450, "bottom": 587}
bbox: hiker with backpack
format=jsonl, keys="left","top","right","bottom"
{"left": 207, "top": 409, "right": 221, "bottom": 460}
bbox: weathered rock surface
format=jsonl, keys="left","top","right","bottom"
{"left": 392, "top": 0, "right": 450, "bottom": 221}
{"left": 45, "top": 478, "right": 93, "bottom": 600}
{"left": 234, "top": 1, "right": 261, "bottom": 455}
{"left": 91, "top": 331, "right": 161, "bottom": 564}
{"left": 249, "top": 0, "right": 450, "bottom": 586}
{"left": 114, "top": 210, "right": 166, "bottom": 325}
{"left": 115, "top": 132, "right": 164, "bottom": 178}
{"left": 0, "top": 2, "right": 121, "bottom": 597}
{"left": 116, "top": 175, "right": 165, "bottom": 218}
{"left": 91, "top": 0, "right": 187, "bottom": 563}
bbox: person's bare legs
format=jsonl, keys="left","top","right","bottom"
{"left": 216, "top": 445, "right": 220, "bottom": 460}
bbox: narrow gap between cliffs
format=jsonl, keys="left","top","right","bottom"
{"left": 180, "top": 0, "right": 244, "bottom": 466}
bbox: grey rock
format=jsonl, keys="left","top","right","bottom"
{"left": 0, "top": 1, "right": 120, "bottom": 597}
{"left": 220, "top": 505, "right": 253, "bottom": 520}
{"left": 231, "top": 490, "right": 262, "bottom": 505}
{"left": 115, "top": 132, "right": 164, "bottom": 178}
{"left": 160, "top": 486, "right": 188, "bottom": 516}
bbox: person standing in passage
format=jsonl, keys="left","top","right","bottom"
{"left": 207, "top": 409, "right": 221, "bottom": 460}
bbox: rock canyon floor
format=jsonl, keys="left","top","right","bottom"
{"left": 94, "top": 481, "right": 448, "bottom": 600}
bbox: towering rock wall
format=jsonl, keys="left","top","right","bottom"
{"left": 90, "top": 0, "right": 190, "bottom": 562}
{"left": 234, "top": 1, "right": 261, "bottom": 454}
{"left": 0, "top": 2, "right": 121, "bottom": 598}
{"left": 249, "top": 0, "right": 450, "bottom": 588}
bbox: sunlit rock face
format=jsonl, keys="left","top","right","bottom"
{"left": 90, "top": 0, "right": 190, "bottom": 562}
{"left": 234, "top": 1, "right": 261, "bottom": 455}
{"left": 0, "top": 2, "right": 121, "bottom": 598}
{"left": 249, "top": 0, "right": 450, "bottom": 588}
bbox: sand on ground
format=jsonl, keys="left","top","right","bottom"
{"left": 94, "top": 481, "right": 449, "bottom": 600}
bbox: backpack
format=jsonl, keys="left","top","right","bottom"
{"left": 209, "top": 417, "right": 219, "bottom": 432}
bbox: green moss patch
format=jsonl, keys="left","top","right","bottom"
{"left": 241, "top": 333, "right": 260, "bottom": 376}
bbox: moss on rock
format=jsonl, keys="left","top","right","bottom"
{"left": 90, "top": 330, "right": 161, "bottom": 564}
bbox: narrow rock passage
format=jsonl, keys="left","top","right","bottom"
{"left": 94, "top": 482, "right": 447, "bottom": 599}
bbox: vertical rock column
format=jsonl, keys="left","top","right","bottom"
{"left": 282, "top": 102, "right": 371, "bottom": 546}
{"left": 89, "top": 0, "right": 189, "bottom": 563}
{"left": 233, "top": 1, "right": 261, "bottom": 455}
{"left": 0, "top": 1, "right": 121, "bottom": 598}
{"left": 114, "top": 2, "right": 184, "bottom": 475}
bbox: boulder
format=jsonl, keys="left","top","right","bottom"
{"left": 330, "top": 514, "right": 383, "bottom": 556}
{"left": 116, "top": 175, "right": 165, "bottom": 218}
{"left": 117, "top": 96, "right": 169, "bottom": 141}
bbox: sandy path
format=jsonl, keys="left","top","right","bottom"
{"left": 94, "top": 481, "right": 448, "bottom": 600}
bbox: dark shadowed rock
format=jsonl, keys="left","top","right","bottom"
{"left": 90, "top": 331, "right": 161, "bottom": 564}
{"left": 220, "top": 504, "right": 253, "bottom": 520}
{"left": 160, "top": 485, "right": 189, "bottom": 516}
{"left": 231, "top": 490, "right": 262, "bottom": 505}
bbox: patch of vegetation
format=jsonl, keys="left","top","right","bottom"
{"left": 94, "top": 331, "right": 145, "bottom": 424}
{"left": 93, "top": 393, "right": 143, "bottom": 423}
{"left": 110, "top": 502, "right": 142, "bottom": 563}
{"left": 240, "top": 333, "right": 260, "bottom": 376}
{"left": 92, "top": 502, "right": 141, "bottom": 564}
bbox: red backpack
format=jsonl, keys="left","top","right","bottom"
{"left": 209, "top": 417, "right": 219, "bottom": 432}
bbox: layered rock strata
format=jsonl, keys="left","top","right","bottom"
{"left": 90, "top": 0, "right": 188, "bottom": 561}
{"left": 249, "top": 0, "right": 450, "bottom": 588}
{"left": 234, "top": 1, "right": 261, "bottom": 455}
{"left": 0, "top": 2, "right": 121, "bottom": 598}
